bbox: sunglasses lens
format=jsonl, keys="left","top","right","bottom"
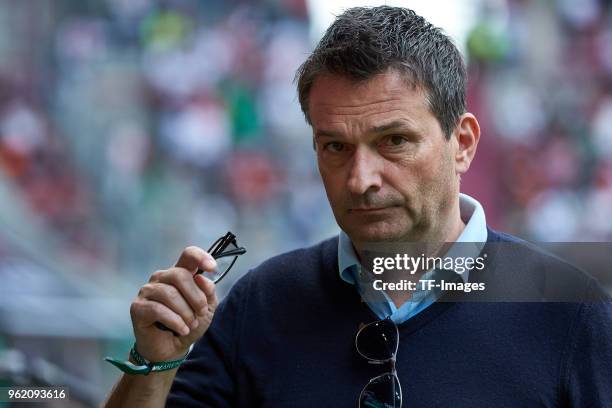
{"left": 359, "top": 373, "right": 401, "bottom": 408}
{"left": 356, "top": 318, "right": 398, "bottom": 361}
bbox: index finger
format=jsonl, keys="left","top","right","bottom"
{"left": 175, "top": 246, "right": 216, "bottom": 272}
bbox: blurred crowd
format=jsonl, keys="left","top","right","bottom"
{"left": 464, "top": 0, "right": 612, "bottom": 240}
{"left": 0, "top": 0, "right": 328, "bottom": 288}
{"left": 0, "top": 0, "right": 611, "bottom": 404}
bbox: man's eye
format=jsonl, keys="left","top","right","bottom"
{"left": 386, "top": 135, "right": 407, "bottom": 146}
{"left": 324, "top": 142, "right": 345, "bottom": 152}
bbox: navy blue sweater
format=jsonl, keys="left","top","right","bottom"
{"left": 168, "top": 229, "right": 612, "bottom": 407}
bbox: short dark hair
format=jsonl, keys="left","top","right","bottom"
{"left": 296, "top": 6, "right": 466, "bottom": 139}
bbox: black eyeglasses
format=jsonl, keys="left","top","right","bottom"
{"left": 355, "top": 317, "right": 402, "bottom": 408}
{"left": 155, "top": 231, "right": 246, "bottom": 336}
{"left": 197, "top": 231, "right": 247, "bottom": 283}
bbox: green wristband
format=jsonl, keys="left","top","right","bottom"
{"left": 104, "top": 343, "right": 193, "bottom": 375}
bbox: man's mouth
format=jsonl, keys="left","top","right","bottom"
{"left": 349, "top": 207, "right": 390, "bottom": 213}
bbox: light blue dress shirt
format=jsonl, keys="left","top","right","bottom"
{"left": 338, "top": 193, "right": 488, "bottom": 324}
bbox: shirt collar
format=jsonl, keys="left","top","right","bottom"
{"left": 338, "top": 193, "right": 488, "bottom": 284}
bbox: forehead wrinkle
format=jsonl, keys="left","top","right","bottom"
{"left": 309, "top": 73, "right": 434, "bottom": 138}
{"left": 317, "top": 108, "right": 420, "bottom": 134}
{"left": 309, "top": 70, "right": 429, "bottom": 110}
{"left": 315, "top": 94, "right": 406, "bottom": 110}
{"left": 367, "top": 117, "right": 422, "bottom": 135}
{"left": 313, "top": 93, "right": 428, "bottom": 119}
{"left": 314, "top": 100, "right": 412, "bottom": 120}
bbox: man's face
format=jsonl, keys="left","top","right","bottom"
{"left": 310, "top": 69, "right": 460, "bottom": 244}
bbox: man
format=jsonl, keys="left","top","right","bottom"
{"left": 104, "top": 6, "right": 612, "bottom": 407}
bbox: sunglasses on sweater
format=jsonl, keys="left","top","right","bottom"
{"left": 356, "top": 317, "right": 402, "bottom": 408}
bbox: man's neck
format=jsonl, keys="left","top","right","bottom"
{"left": 353, "top": 204, "right": 466, "bottom": 308}
{"left": 353, "top": 201, "right": 466, "bottom": 260}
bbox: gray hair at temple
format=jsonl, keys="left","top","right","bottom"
{"left": 295, "top": 6, "right": 467, "bottom": 139}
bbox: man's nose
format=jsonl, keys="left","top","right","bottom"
{"left": 346, "top": 146, "right": 383, "bottom": 195}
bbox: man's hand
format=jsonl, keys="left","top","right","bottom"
{"left": 130, "top": 246, "right": 218, "bottom": 362}
{"left": 103, "top": 247, "right": 219, "bottom": 408}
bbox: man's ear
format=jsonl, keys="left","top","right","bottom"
{"left": 453, "top": 112, "right": 480, "bottom": 175}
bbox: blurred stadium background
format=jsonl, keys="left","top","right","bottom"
{"left": 0, "top": 0, "right": 611, "bottom": 406}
